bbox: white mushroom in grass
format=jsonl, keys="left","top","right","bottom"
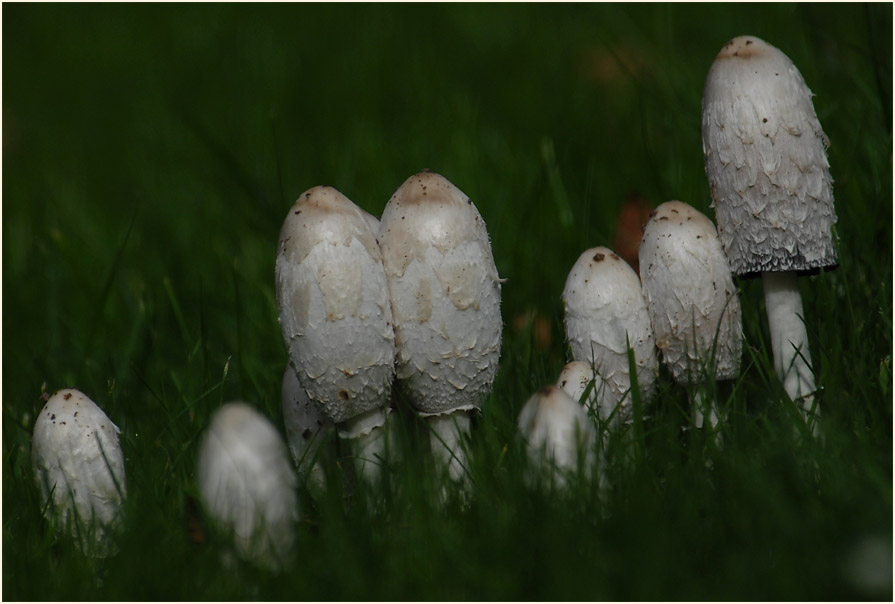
{"left": 517, "top": 386, "right": 596, "bottom": 487}
{"left": 557, "top": 360, "right": 608, "bottom": 421}
{"left": 281, "top": 364, "right": 331, "bottom": 495}
{"left": 197, "top": 402, "right": 297, "bottom": 570}
{"left": 275, "top": 186, "right": 396, "bottom": 481}
{"left": 379, "top": 170, "right": 502, "bottom": 487}
{"left": 562, "top": 246, "right": 658, "bottom": 422}
{"left": 31, "top": 388, "right": 126, "bottom": 557}
{"left": 639, "top": 201, "right": 743, "bottom": 433}
{"left": 702, "top": 35, "right": 837, "bottom": 434}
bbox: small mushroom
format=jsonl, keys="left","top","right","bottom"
{"left": 275, "top": 186, "right": 396, "bottom": 480}
{"left": 562, "top": 246, "right": 658, "bottom": 422}
{"left": 517, "top": 386, "right": 596, "bottom": 486}
{"left": 281, "top": 365, "right": 332, "bottom": 496}
{"left": 556, "top": 361, "right": 604, "bottom": 420}
{"left": 639, "top": 201, "right": 743, "bottom": 432}
{"left": 31, "top": 388, "right": 126, "bottom": 557}
{"left": 378, "top": 170, "right": 503, "bottom": 486}
{"left": 702, "top": 35, "right": 837, "bottom": 434}
{"left": 197, "top": 402, "right": 297, "bottom": 570}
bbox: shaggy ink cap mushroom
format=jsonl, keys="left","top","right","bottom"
{"left": 197, "top": 402, "right": 297, "bottom": 570}
{"left": 31, "top": 388, "right": 126, "bottom": 557}
{"left": 702, "top": 35, "right": 836, "bottom": 428}
{"left": 639, "top": 201, "right": 742, "bottom": 384}
{"left": 639, "top": 201, "right": 742, "bottom": 432}
{"left": 379, "top": 170, "right": 503, "bottom": 485}
{"left": 275, "top": 185, "right": 396, "bottom": 433}
{"left": 562, "top": 246, "right": 658, "bottom": 421}
{"left": 517, "top": 386, "right": 596, "bottom": 486}
{"left": 702, "top": 35, "right": 837, "bottom": 276}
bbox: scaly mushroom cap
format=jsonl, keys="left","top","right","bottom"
{"left": 517, "top": 386, "right": 596, "bottom": 480}
{"left": 276, "top": 186, "right": 396, "bottom": 425}
{"left": 31, "top": 388, "right": 126, "bottom": 556}
{"left": 379, "top": 171, "right": 502, "bottom": 416}
{"left": 639, "top": 201, "right": 743, "bottom": 383}
{"left": 197, "top": 402, "right": 297, "bottom": 570}
{"left": 702, "top": 35, "right": 837, "bottom": 275}
{"left": 562, "top": 246, "right": 658, "bottom": 418}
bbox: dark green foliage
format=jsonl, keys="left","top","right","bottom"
{"left": 3, "top": 3, "right": 891, "bottom": 600}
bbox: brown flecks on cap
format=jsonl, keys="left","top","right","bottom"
{"left": 594, "top": 252, "right": 605, "bottom": 262}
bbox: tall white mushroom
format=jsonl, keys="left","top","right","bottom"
{"left": 31, "top": 388, "right": 126, "bottom": 556}
{"left": 197, "top": 402, "right": 297, "bottom": 570}
{"left": 378, "top": 170, "right": 502, "bottom": 486}
{"left": 517, "top": 386, "right": 596, "bottom": 487}
{"left": 275, "top": 186, "right": 396, "bottom": 480}
{"left": 702, "top": 35, "right": 837, "bottom": 433}
{"left": 562, "top": 246, "right": 658, "bottom": 422}
{"left": 639, "top": 201, "right": 743, "bottom": 431}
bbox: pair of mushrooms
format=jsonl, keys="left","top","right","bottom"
{"left": 520, "top": 201, "right": 741, "bottom": 480}
{"left": 275, "top": 171, "right": 502, "bottom": 489}
{"left": 32, "top": 387, "right": 299, "bottom": 568}
{"left": 520, "top": 34, "right": 837, "bottom": 474}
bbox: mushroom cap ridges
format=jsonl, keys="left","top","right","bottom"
{"left": 702, "top": 35, "right": 837, "bottom": 275}
{"left": 197, "top": 402, "right": 297, "bottom": 568}
{"left": 517, "top": 386, "right": 595, "bottom": 476}
{"left": 31, "top": 388, "right": 126, "bottom": 555}
{"left": 276, "top": 186, "right": 396, "bottom": 425}
{"left": 562, "top": 246, "right": 658, "bottom": 414}
{"left": 639, "top": 201, "right": 743, "bottom": 383}
{"left": 379, "top": 171, "right": 502, "bottom": 415}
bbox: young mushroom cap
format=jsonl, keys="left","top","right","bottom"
{"left": 556, "top": 360, "right": 606, "bottom": 421}
{"left": 31, "top": 388, "right": 126, "bottom": 556}
{"left": 702, "top": 35, "right": 837, "bottom": 276}
{"left": 378, "top": 170, "right": 502, "bottom": 416}
{"left": 562, "top": 246, "right": 658, "bottom": 419}
{"left": 197, "top": 402, "right": 297, "bottom": 570}
{"left": 517, "top": 386, "right": 596, "bottom": 483}
{"left": 275, "top": 186, "right": 396, "bottom": 426}
{"left": 639, "top": 201, "right": 742, "bottom": 384}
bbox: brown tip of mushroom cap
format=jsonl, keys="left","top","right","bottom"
{"left": 391, "top": 171, "right": 465, "bottom": 207}
{"left": 715, "top": 35, "right": 770, "bottom": 60}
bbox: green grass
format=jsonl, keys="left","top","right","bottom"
{"left": 3, "top": 3, "right": 892, "bottom": 600}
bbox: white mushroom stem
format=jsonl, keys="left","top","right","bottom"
{"left": 339, "top": 407, "right": 390, "bottom": 483}
{"left": 762, "top": 271, "right": 818, "bottom": 425}
{"left": 691, "top": 386, "right": 720, "bottom": 431}
{"left": 427, "top": 411, "right": 471, "bottom": 484}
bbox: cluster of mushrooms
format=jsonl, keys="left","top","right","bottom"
{"left": 520, "top": 35, "right": 837, "bottom": 480}
{"left": 29, "top": 35, "right": 837, "bottom": 569}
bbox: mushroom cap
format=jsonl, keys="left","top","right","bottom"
{"left": 379, "top": 171, "right": 502, "bottom": 416}
{"left": 562, "top": 246, "right": 658, "bottom": 417}
{"left": 517, "top": 386, "right": 596, "bottom": 481}
{"left": 276, "top": 186, "right": 396, "bottom": 425}
{"left": 281, "top": 365, "right": 331, "bottom": 485}
{"left": 197, "top": 402, "right": 297, "bottom": 569}
{"left": 639, "top": 201, "right": 743, "bottom": 383}
{"left": 702, "top": 35, "right": 837, "bottom": 275}
{"left": 556, "top": 360, "right": 617, "bottom": 422}
{"left": 31, "top": 388, "right": 126, "bottom": 556}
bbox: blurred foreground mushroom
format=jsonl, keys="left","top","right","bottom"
{"left": 197, "top": 402, "right": 297, "bottom": 570}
